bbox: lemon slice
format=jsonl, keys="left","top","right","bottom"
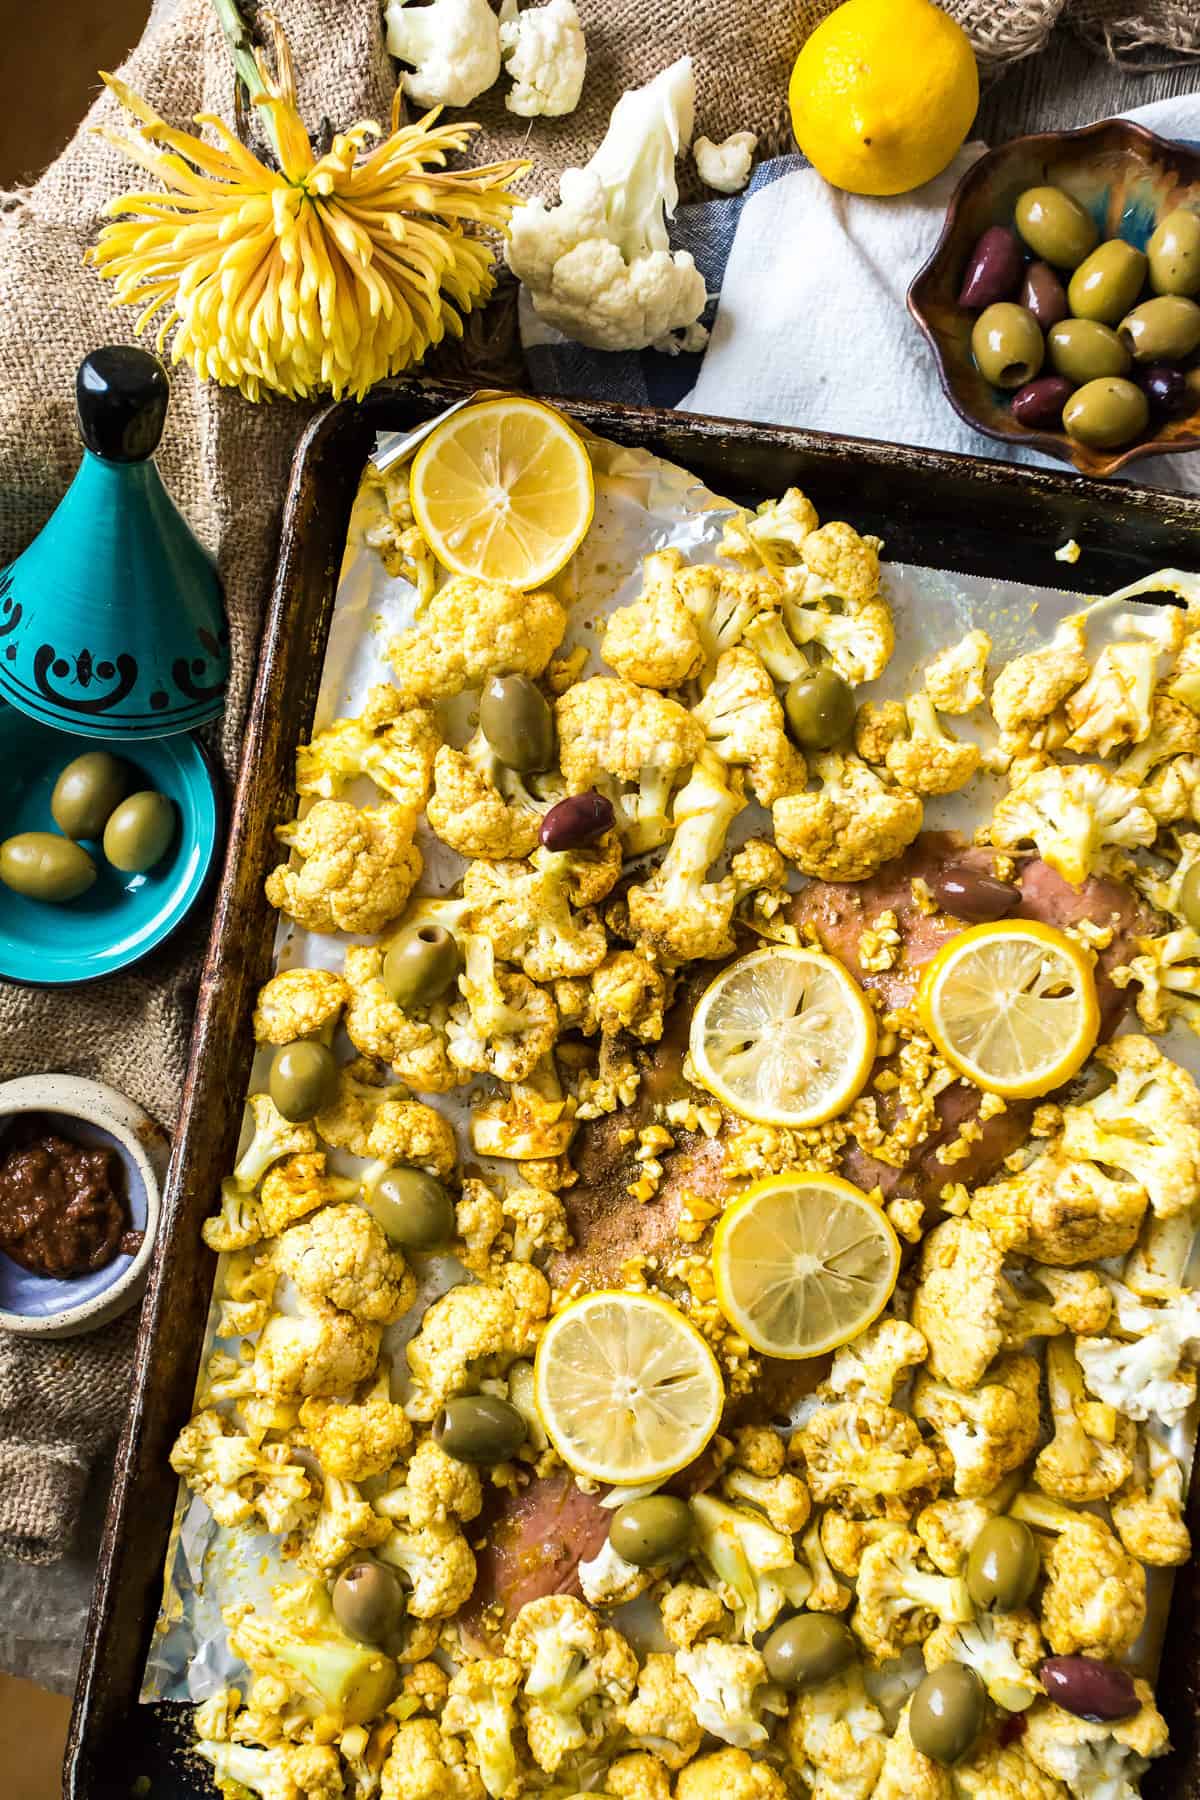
{"left": 712, "top": 1173, "right": 900, "bottom": 1359}
{"left": 688, "top": 945, "right": 877, "bottom": 1128}
{"left": 533, "top": 1290, "right": 723, "bottom": 1486}
{"left": 409, "top": 396, "right": 594, "bottom": 588}
{"left": 917, "top": 919, "right": 1100, "bottom": 1100}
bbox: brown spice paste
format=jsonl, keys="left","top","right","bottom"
{"left": 0, "top": 1116, "right": 134, "bottom": 1278}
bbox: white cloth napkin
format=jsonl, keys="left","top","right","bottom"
{"left": 682, "top": 96, "right": 1200, "bottom": 496}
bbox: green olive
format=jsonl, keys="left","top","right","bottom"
{"left": 1047, "top": 318, "right": 1131, "bottom": 384}
{"left": 1062, "top": 377, "right": 1149, "bottom": 449}
{"left": 0, "top": 832, "right": 97, "bottom": 903}
{"left": 269, "top": 1040, "right": 340, "bottom": 1122}
{"left": 965, "top": 1516, "right": 1040, "bottom": 1612}
{"left": 434, "top": 1395, "right": 528, "bottom": 1465}
{"left": 908, "top": 1664, "right": 987, "bottom": 1766}
{"left": 50, "top": 751, "right": 130, "bottom": 841}
{"left": 331, "top": 1560, "right": 405, "bottom": 1645}
{"left": 1148, "top": 207, "right": 1200, "bottom": 297}
{"left": 784, "top": 667, "right": 855, "bottom": 750}
{"left": 1014, "top": 186, "right": 1099, "bottom": 269}
{"left": 479, "top": 674, "right": 555, "bottom": 774}
{"left": 1179, "top": 861, "right": 1200, "bottom": 933}
{"left": 1119, "top": 294, "right": 1200, "bottom": 363}
{"left": 970, "top": 302, "right": 1045, "bottom": 389}
{"left": 101, "top": 790, "right": 175, "bottom": 873}
{"left": 1067, "top": 240, "right": 1148, "bottom": 326}
{"left": 762, "top": 1614, "right": 857, "bottom": 1690}
{"left": 382, "top": 924, "right": 460, "bottom": 1010}
{"left": 608, "top": 1496, "right": 693, "bottom": 1567}
{"left": 367, "top": 1166, "right": 455, "bottom": 1249}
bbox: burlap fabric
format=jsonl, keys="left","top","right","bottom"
{"left": 1072, "top": 0, "right": 1200, "bottom": 58}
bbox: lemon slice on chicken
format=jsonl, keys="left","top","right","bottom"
{"left": 917, "top": 919, "right": 1099, "bottom": 1099}
{"left": 533, "top": 1291, "right": 723, "bottom": 1486}
{"left": 712, "top": 1173, "right": 900, "bottom": 1358}
{"left": 689, "top": 945, "right": 877, "bottom": 1127}
{"left": 409, "top": 396, "right": 594, "bottom": 588}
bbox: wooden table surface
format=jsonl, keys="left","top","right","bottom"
{"left": 0, "top": 13, "right": 1199, "bottom": 1800}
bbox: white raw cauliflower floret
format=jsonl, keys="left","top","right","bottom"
{"left": 384, "top": 0, "right": 501, "bottom": 108}
{"left": 506, "top": 59, "right": 708, "bottom": 353}
{"left": 498, "top": 0, "right": 586, "bottom": 117}
{"left": 693, "top": 131, "right": 757, "bottom": 193}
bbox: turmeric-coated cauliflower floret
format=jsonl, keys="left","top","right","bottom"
{"left": 453, "top": 1177, "right": 505, "bottom": 1276}
{"left": 689, "top": 1492, "right": 812, "bottom": 1637}
{"left": 721, "top": 1446, "right": 811, "bottom": 1533}
{"left": 1063, "top": 640, "right": 1159, "bottom": 757}
{"left": 675, "top": 1746, "right": 788, "bottom": 1800}
{"left": 778, "top": 542, "right": 893, "bottom": 685}
{"left": 381, "top": 1718, "right": 484, "bottom": 1800}
{"left": 1035, "top": 1334, "right": 1135, "bottom": 1504}
{"left": 315, "top": 1066, "right": 457, "bottom": 1177}
{"left": 255, "top": 1305, "right": 382, "bottom": 1401}
{"left": 196, "top": 1740, "right": 345, "bottom": 1800}
{"left": 1074, "top": 1278, "right": 1200, "bottom": 1427}
{"left": 446, "top": 936, "right": 559, "bottom": 1083}
{"left": 1060, "top": 1033, "right": 1200, "bottom": 1219}
{"left": 266, "top": 800, "right": 422, "bottom": 936}
{"left": 342, "top": 945, "right": 460, "bottom": 1093}
{"left": 773, "top": 752, "right": 923, "bottom": 883}
{"left": 867, "top": 1701, "right": 951, "bottom": 1800}
{"left": 628, "top": 749, "right": 746, "bottom": 965}
{"left": 855, "top": 693, "right": 980, "bottom": 795}
{"left": 505, "top": 1594, "right": 637, "bottom": 1774}
{"left": 784, "top": 1666, "right": 886, "bottom": 1800}
{"left": 1023, "top": 1679, "right": 1168, "bottom": 1798}
{"left": 1041, "top": 1511, "right": 1146, "bottom": 1657}
{"left": 850, "top": 1527, "right": 971, "bottom": 1661}
{"left": 620, "top": 1649, "right": 705, "bottom": 1770}
{"left": 910, "top": 1218, "right": 1012, "bottom": 1392}
{"left": 1032, "top": 1264, "right": 1114, "bottom": 1336}
{"left": 425, "top": 735, "right": 544, "bottom": 861}
{"left": 601, "top": 547, "right": 705, "bottom": 689}
{"left": 923, "top": 1609, "right": 1045, "bottom": 1711}
{"left": 555, "top": 676, "right": 705, "bottom": 853}
{"left": 799, "top": 1518, "right": 852, "bottom": 1613}
{"left": 1111, "top": 1427, "right": 1191, "bottom": 1566}
{"left": 501, "top": 1184, "right": 569, "bottom": 1262}
{"left": 441, "top": 1656, "right": 522, "bottom": 1800}
{"left": 693, "top": 646, "right": 807, "bottom": 805}
{"left": 578, "top": 1535, "right": 655, "bottom": 1608}
{"left": 952, "top": 1735, "right": 1068, "bottom": 1800}
{"left": 675, "top": 560, "right": 776, "bottom": 679}
{"left": 660, "top": 1581, "right": 728, "bottom": 1651}
{"left": 297, "top": 1471, "right": 391, "bottom": 1575}
{"left": 605, "top": 1751, "right": 673, "bottom": 1800}
{"left": 462, "top": 853, "right": 607, "bottom": 983}
{"left": 169, "top": 1409, "right": 314, "bottom": 1536}
{"left": 1113, "top": 923, "right": 1200, "bottom": 1034}
{"left": 274, "top": 1203, "right": 415, "bottom": 1325}
{"left": 990, "top": 613, "right": 1089, "bottom": 737}
{"left": 795, "top": 1399, "right": 944, "bottom": 1520}
{"left": 253, "top": 968, "right": 349, "bottom": 1046}
{"left": 387, "top": 576, "right": 566, "bottom": 705}
{"left": 915, "top": 1492, "right": 1006, "bottom": 1575}
{"left": 675, "top": 1642, "right": 780, "bottom": 1750}
{"left": 405, "top": 1265, "right": 550, "bottom": 1415}
{"left": 969, "top": 1147, "right": 1147, "bottom": 1266}
{"left": 820, "top": 1513, "right": 907, "bottom": 1578}
{"left": 296, "top": 701, "right": 440, "bottom": 809}
{"left": 298, "top": 1367, "right": 412, "bottom": 1480}
{"left": 737, "top": 488, "right": 821, "bottom": 569}
{"left": 257, "top": 1154, "right": 360, "bottom": 1238}
{"left": 911, "top": 1354, "right": 1040, "bottom": 1498}
{"left": 989, "top": 763, "right": 1155, "bottom": 888}
{"left": 826, "top": 1317, "right": 928, "bottom": 1405}
{"left": 924, "top": 629, "right": 991, "bottom": 715}
{"left": 382, "top": 1436, "right": 483, "bottom": 1527}
{"left": 379, "top": 1517, "right": 476, "bottom": 1620}
{"left": 573, "top": 948, "right": 670, "bottom": 1044}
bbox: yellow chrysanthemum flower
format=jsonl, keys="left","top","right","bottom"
{"left": 86, "top": 27, "right": 527, "bottom": 401}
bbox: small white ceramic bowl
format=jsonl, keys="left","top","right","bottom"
{"left": 0, "top": 1074, "right": 169, "bottom": 1339}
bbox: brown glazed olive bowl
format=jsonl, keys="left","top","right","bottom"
{"left": 908, "top": 118, "right": 1200, "bottom": 478}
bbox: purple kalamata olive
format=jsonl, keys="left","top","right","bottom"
{"left": 929, "top": 863, "right": 1020, "bottom": 923}
{"left": 1021, "top": 260, "right": 1070, "bottom": 330}
{"left": 1136, "top": 362, "right": 1192, "bottom": 419}
{"left": 1040, "top": 1657, "right": 1139, "bottom": 1722}
{"left": 539, "top": 790, "right": 615, "bottom": 851}
{"left": 1011, "top": 375, "right": 1075, "bottom": 428}
{"left": 959, "top": 226, "right": 1025, "bottom": 310}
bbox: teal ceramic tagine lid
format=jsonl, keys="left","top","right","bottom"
{"left": 0, "top": 347, "right": 229, "bottom": 739}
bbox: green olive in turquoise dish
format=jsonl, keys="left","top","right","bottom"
{"left": 50, "top": 751, "right": 130, "bottom": 841}
{"left": 1062, "top": 377, "right": 1150, "bottom": 448}
{"left": 763, "top": 1614, "right": 857, "bottom": 1690}
{"left": 367, "top": 1166, "right": 455, "bottom": 1250}
{"left": 269, "top": 1040, "right": 339, "bottom": 1122}
{"left": 434, "top": 1395, "right": 528, "bottom": 1465}
{"left": 908, "top": 1664, "right": 987, "bottom": 1766}
{"left": 784, "top": 668, "right": 855, "bottom": 750}
{"left": 609, "top": 1495, "right": 693, "bottom": 1566}
{"left": 1046, "top": 318, "right": 1130, "bottom": 385}
{"left": 1067, "top": 240, "right": 1147, "bottom": 326}
{"left": 1013, "top": 186, "right": 1098, "bottom": 269}
{"left": 1148, "top": 207, "right": 1200, "bottom": 297}
{"left": 0, "top": 832, "right": 97, "bottom": 903}
{"left": 101, "top": 790, "right": 175, "bottom": 873}
{"left": 382, "top": 923, "right": 459, "bottom": 1010}
{"left": 1118, "top": 294, "right": 1200, "bottom": 364}
{"left": 970, "top": 303, "right": 1045, "bottom": 389}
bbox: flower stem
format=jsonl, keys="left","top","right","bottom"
{"left": 209, "top": 0, "right": 283, "bottom": 162}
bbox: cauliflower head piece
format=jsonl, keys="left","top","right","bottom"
{"left": 498, "top": 0, "right": 586, "bottom": 117}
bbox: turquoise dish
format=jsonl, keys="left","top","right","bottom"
{"left": 0, "top": 707, "right": 222, "bottom": 986}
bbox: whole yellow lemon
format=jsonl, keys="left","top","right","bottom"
{"left": 789, "top": 0, "right": 979, "bottom": 197}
